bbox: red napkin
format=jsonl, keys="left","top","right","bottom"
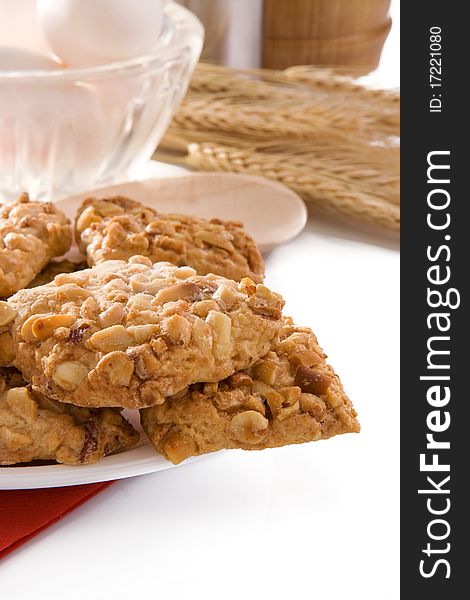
{"left": 0, "top": 482, "right": 113, "bottom": 559}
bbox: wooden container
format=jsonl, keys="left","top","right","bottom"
{"left": 262, "top": 0, "right": 391, "bottom": 72}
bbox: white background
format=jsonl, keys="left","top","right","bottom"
{"left": 0, "top": 2, "right": 400, "bottom": 598}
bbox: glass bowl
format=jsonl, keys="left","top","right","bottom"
{"left": 0, "top": 2, "right": 203, "bottom": 202}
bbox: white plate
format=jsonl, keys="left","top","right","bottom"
{"left": 0, "top": 410, "right": 208, "bottom": 490}
{"left": 1, "top": 171, "right": 304, "bottom": 489}
{"left": 57, "top": 172, "right": 308, "bottom": 252}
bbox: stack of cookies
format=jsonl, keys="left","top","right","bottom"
{"left": 0, "top": 193, "right": 359, "bottom": 467}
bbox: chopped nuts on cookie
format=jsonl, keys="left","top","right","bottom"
{"left": 75, "top": 195, "right": 265, "bottom": 282}
{"left": 0, "top": 368, "right": 139, "bottom": 466}
{"left": 140, "top": 317, "right": 360, "bottom": 464}
{"left": 5, "top": 258, "right": 284, "bottom": 409}
{"left": 0, "top": 193, "right": 72, "bottom": 296}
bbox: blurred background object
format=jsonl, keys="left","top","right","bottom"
{"left": 0, "top": 2, "right": 203, "bottom": 202}
{"left": 263, "top": 0, "right": 391, "bottom": 73}
{"left": 177, "top": 0, "right": 391, "bottom": 74}
{"left": 156, "top": 62, "right": 400, "bottom": 231}
{"left": 0, "top": 0, "right": 50, "bottom": 54}
{"left": 177, "top": 0, "right": 263, "bottom": 68}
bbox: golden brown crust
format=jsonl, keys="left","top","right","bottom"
{"left": 5, "top": 257, "right": 284, "bottom": 409}
{"left": 141, "top": 317, "right": 360, "bottom": 464}
{"left": 0, "top": 368, "right": 139, "bottom": 466}
{"left": 0, "top": 193, "right": 72, "bottom": 296}
{"left": 75, "top": 196, "right": 265, "bottom": 282}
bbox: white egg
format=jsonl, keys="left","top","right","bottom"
{"left": 0, "top": 0, "right": 51, "bottom": 56}
{"left": 37, "top": 0, "right": 165, "bottom": 67}
{"left": 0, "top": 47, "right": 63, "bottom": 71}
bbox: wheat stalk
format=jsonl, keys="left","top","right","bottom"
{"left": 157, "top": 62, "right": 400, "bottom": 231}
{"left": 186, "top": 143, "right": 399, "bottom": 230}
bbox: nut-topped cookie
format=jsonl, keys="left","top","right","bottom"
{"left": 4, "top": 257, "right": 284, "bottom": 409}
{"left": 0, "top": 193, "right": 72, "bottom": 296}
{"left": 75, "top": 195, "right": 265, "bottom": 282}
{"left": 141, "top": 317, "right": 359, "bottom": 464}
{"left": 0, "top": 368, "right": 139, "bottom": 466}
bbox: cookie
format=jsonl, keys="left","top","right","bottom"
{"left": 0, "top": 368, "right": 139, "bottom": 466}
{"left": 27, "top": 258, "right": 87, "bottom": 289}
{"left": 141, "top": 317, "right": 360, "bottom": 464}
{"left": 0, "top": 193, "right": 72, "bottom": 296}
{"left": 75, "top": 196, "right": 265, "bottom": 282}
{"left": 4, "top": 257, "right": 284, "bottom": 409}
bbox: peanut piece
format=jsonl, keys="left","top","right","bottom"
{"left": 94, "top": 200, "right": 124, "bottom": 216}
{"left": 54, "top": 272, "right": 88, "bottom": 287}
{"left": 244, "top": 395, "right": 266, "bottom": 415}
{"left": 230, "top": 410, "right": 269, "bottom": 444}
{"left": 251, "top": 379, "right": 272, "bottom": 397}
{"left": 31, "top": 314, "right": 76, "bottom": 340}
{"left": 227, "top": 372, "right": 253, "bottom": 388}
{"left": 264, "top": 389, "right": 285, "bottom": 415}
{"left": 53, "top": 361, "right": 88, "bottom": 390}
{"left": 161, "top": 300, "right": 189, "bottom": 317}
{"left": 300, "top": 393, "right": 326, "bottom": 417}
{"left": 248, "top": 285, "right": 284, "bottom": 319}
{"left": 239, "top": 277, "right": 256, "bottom": 296}
{"left": 280, "top": 386, "right": 302, "bottom": 406}
{"left": 127, "top": 324, "right": 159, "bottom": 344}
{"left": 99, "top": 303, "right": 125, "bottom": 328}
{"left": 163, "top": 314, "right": 192, "bottom": 345}
{"left": 6, "top": 387, "right": 38, "bottom": 422}
{"left": 294, "top": 365, "right": 332, "bottom": 395}
{"left": 252, "top": 360, "right": 277, "bottom": 385}
{"left": 195, "top": 229, "right": 234, "bottom": 251}
{"left": 0, "top": 301, "right": 17, "bottom": 326}
{"left": 21, "top": 314, "right": 48, "bottom": 341}
{"left": 277, "top": 401, "right": 300, "bottom": 421}
{"left": 192, "top": 317, "right": 213, "bottom": 352}
{"left": 173, "top": 266, "right": 197, "bottom": 279}
{"left": 128, "top": 293, "right": 153, "bottom": 310}
{"left": 289, "top": 350, "right": 322, "bottom": 368}
{"left": 158, "top": 235, "right": 185, "bottom": 253}
{"left": 131, "top": 346, "right": 161, "bottom": 379}
{"left": 76, "top": 205, "right": 101, "bottom": 231}
{"left": 154, "top": 282, "right": 202, "bottom": 305}
{"left": 214, "top": 388, "right": 245, "bottom": 412}
{"left": 150, "top": 337, "right": 167, "bottom": 355}
{"left": 192, "top": 299, "right": 219, "bottom": 318}
{"left": 104, "top": 278, "right": 128, "bottom": 292}
{"left": 130, "top": 275, "right": 151, "bottom": 293}
{"left": 213, "top": 284, "right": 239, "bottom": 309}
{"left": 95, "top": 351, "right": 134, "bottom": 386}
{"left": 162, "top": 432, "right": 197, "bottom": 464}
{"left": 325, "top": 387, "right": 342, "bottom": 408}
{"left": 128, "top": 255, "right": 153, "bottom": 267}
{"left": 89, "top": 325, "right": 133, "bottom": 352}
{"left": 56, "top": 284, "right": 92, "bottom": 301}
{"left": 129, "top": 233, "right": 151, "bottom": 253}
{"left": 80, "top": 297, "right": 99, "bottom": 320}
{"left": 206, "top": 310, "right": 231, "bottom": 358}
